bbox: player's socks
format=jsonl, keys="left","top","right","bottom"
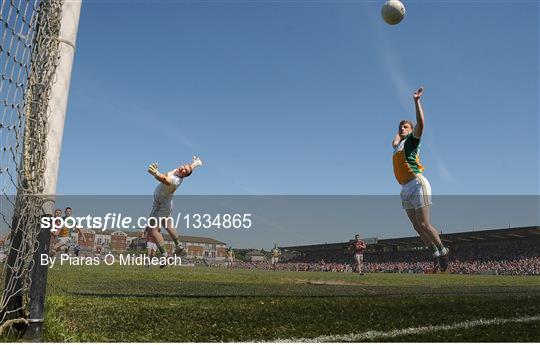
{"left": 174, "top": 244, "right": 186, "bottom": 256}
{"left": 172, "top": 236, "right": 180, "bottom": 247}
{"left": 438, "top": 247, "right": 450, "bottom": 272}
{"left": 159, "top": 249, "right": 169, "bottom": 269}
{"left": 157, "top": 244, "right": 167, "bottom": 256}
{"left": 431, "top": 250, "right": 441, "bottom": 273}
{"left": 439, "top": 247, "right": 449, "bottom": 256}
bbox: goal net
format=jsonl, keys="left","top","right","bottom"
{"left": 0, "top": 0, "right": 79, "bottom": 338}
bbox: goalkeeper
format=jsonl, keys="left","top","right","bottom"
{"left": 146, "top": 156, "right": 202, "bottom": 262}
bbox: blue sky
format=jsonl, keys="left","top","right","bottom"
{"left": 53, "top": 1, "right": 539, "bottom": 245}
{"left": 59, "top": 0, "right": 538, "bottom": 196}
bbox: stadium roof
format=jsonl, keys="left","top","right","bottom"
{"left": 378, "top": 226, "right": 540, "bottom": 246}
{"left": 282, "top": 226, "right": 540, "bottom": 252}
{"left": 176, "top": 235, "right": 226, "bottom": 245}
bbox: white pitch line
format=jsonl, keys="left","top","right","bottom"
{"left": 271, "top": 315, "right": 540, "bottom": 342}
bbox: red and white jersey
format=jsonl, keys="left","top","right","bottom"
{"left": 352, "top": 239, "right": 366, "bottom": 254}
{"left": 145, "top": 229, "right": 156, "bottom": 244}
{"left": 52, "top": 218, "right": 62, "bottom": 236}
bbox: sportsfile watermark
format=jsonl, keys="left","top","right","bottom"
{"left": 40, "top": 213, "right": 253, "bottom": 231}
{"left": 41, "top": 253, "right": 182, "bottom": 268}
{"left": 2, "top": 195, "right": 536, "bottom": 238}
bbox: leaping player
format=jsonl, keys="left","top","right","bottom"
{"left": 349, "top": 234, "right": 366, "bottom": 275}
{"left": 146, "top": 156, "right": 202, "bottom": 266}
{"left": 391, "top": 87, "right": 449, "bottom": 272}
{"left": 270, "top": 244, "right": 281, "bottom": 271}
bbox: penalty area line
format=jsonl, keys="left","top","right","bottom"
{"left": 270, "top": 314, "right": 540, "bottom": 342}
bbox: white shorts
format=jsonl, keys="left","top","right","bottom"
{"left": 400, "top": 175, "right": 432, "bottom": 210}
{"left": 354, "top": 253, "right": 364, "bottom": 261}
{"left": 271, "top": 257, "right": 279, "bottom": 264}
{"left": 226, "top": 257, "right": 234, "bottom": 263}
{"left": 149, "top": 200, "right": 173, "bottom": 221}
{"left": 146, "top": 242, "right": 157, "bottom": 251}
{"left": 57, "top": 237, "right": 69, "bottom": 246}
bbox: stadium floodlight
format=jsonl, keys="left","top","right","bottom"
{"left": 0, "top": 0, "right": 82, "bottom": 340}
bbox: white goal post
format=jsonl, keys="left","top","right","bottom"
{"left": 0, "top": 0, "right": 81, "bottom": 340}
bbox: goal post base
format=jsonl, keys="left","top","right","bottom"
{"left": 23, "top": 220, "right": 52, "bottom": 342}
{"left": 21, "top": 321, "right": 43, "bottom": 342}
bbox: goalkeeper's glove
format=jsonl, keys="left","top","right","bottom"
{"left": 148, "top": 163, "right": 160, "bottom": 177}
{"left": 191, "top": 156, "right": 203, "bottom": 169}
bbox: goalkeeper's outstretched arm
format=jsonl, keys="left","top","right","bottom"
{"left": 147, "top": 163, "right": 175, "bottom": 185}
{"left": 147, "top": 156, "right": 202, "bottom": 184}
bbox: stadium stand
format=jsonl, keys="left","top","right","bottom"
{"left": 277, "top": 226, "right": 540, "bottom": 275}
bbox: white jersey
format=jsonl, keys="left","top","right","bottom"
{"left": 153, "top": 171, "right": 182, "bottom": 203}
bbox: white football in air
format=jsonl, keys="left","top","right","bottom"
{"left": 381, "top": 0, "right": 406, "bottom": 25}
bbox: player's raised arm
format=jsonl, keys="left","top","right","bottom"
{"left": 413, "top": 87, "right": 424, "bottom": 138}
{"left": 147, "top": 163, "right": 174, "bottom": 185}
{"left": 392, "top": 132, "right": 401, "bottom": 148}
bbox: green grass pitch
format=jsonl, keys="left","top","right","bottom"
{"left": 13, "top": 264, "right": 540, "bottom": 341}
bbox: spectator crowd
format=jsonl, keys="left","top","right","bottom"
{"left": 232, "top": 242, "right": 540, "bottom": 275}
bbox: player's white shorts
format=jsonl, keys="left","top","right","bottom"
{"left": 400, "top": 174, "right": 432, "bottom": 210}
{"left": 271, "top": 257, "right": 279, "bottom": 265}
{"left": 146, "top": 241, "right": 157, "bottom": 251}
{"left": 149, "top": 200, "right": 173, "bottom": 221}
{"left": 354, "top": 253, "right": 363, "bottom": 261}
{"left": 226, "top": 257, "right": 234, "bottom": 263}
{"left": 56, "top": 237, "right": 69, "bottom": 246}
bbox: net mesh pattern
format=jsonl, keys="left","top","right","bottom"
{"left": 0, "top": 0, "right": 64, "bottom": 332}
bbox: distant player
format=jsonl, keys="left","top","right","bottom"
{"left": 225, "top": 247, "right": 235, "bottom": 268}
{"left": 391, "top": 87, "right": 449, "bottom": 272}
{"left": 51, "top": 208, "right": 87, "bottom": 256}
{"left": 146, "top": 156, "right": 202, "bottom": 267}
{"left": 63, "top": 207, "right": 86, "bottom": 254}
{"left": 144, "top": 227, "right": 157, "bottom": 268}
{"left": 349, "top": 234, "right": 366, "bottom": 275}
{"left": 95, "top": 244, "right": 102, "bottom": 258}
{"left": 270, "top": 244, "right": 281, "bottom": 271}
